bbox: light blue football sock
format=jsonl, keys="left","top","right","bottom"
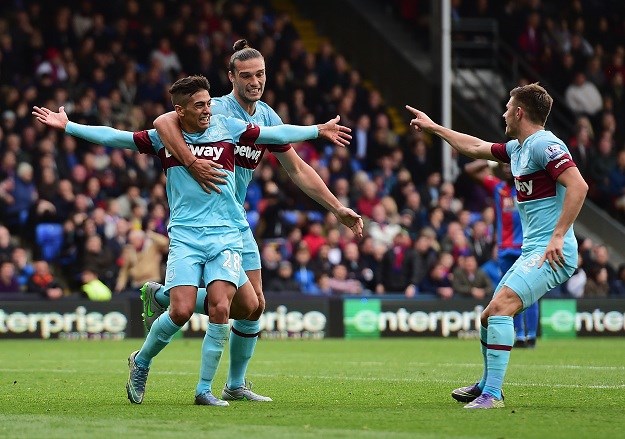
{"left": 227, "top": 319, "right": 261, "bottom": 389}
{"left": 483, "top": 316, "right": 514, "bottom": 399}
{"left": 196, "top": 323, "right": 229, "bottom": 396}
{"left": 136, "top": 312, "right": 181, "bottom": 368}
{"left": 513, "top": 312, "right": 526, "bottom": 340}
{"left": 155, "top": 286, "right": 208, "bottom": 315}
{"left": 194, "top": 288, "right": 208, "bottom": 314}
{"left": 154, "top": 286, "right": 169, "bottom": 308}
{"left": 525, "top": 302, "right": 539, "bottom": 339}
{"left": 477, "top": 325, "right": 488, "bottom": 391}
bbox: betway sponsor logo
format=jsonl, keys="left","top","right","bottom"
{"left": 515, "top": 179, "right": 533, "bottom": 195}
{"left": 0, "top": 307, "right": 127, "bottom": 339}
{"left": 164, "top": 144, "right": 224, "bottom": 160}
{"left": 349, "top": 306, "right": 484, "bottom": 337}
{"left": 235, "top": 144, "right": 262, "bottom": 163}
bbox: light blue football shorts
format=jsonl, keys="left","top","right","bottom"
{"left": 164, "top": 225, "right": 248, "bottom": 293}
{"left": 494, "top": 243, "right": 577, "bottom": 310}
{"left": 241, "top": 226, "right": 261, "bottom": 272}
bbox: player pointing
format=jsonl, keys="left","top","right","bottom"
{"left": 406, "top": 82, "right": 588, "bottom": 409}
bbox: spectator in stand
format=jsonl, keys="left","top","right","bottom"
{"left": 588, "top": 132, "right": 617, "bottom": 208}
{"left": 367, "top": 203, "right": 402, "bottom": 248}
{"left": 27, "top": 260, "right": 64, "bottom": 300}
{"left": 583, "top": 265, "right": 610, "bottom": 298}
{"left": 0, "top": 225, "right": 15, "bottom": 261}
{"left": 81, "top": 234, "right": 117, "bottom": 290}
{"left": 5, "top": 162, "right": 38, "bottom": 234}
{"left": 564, "top": 71, "right": 603, "bottom": 119}
{"left": 292, "top": 244, "right": 319, "bottom": 294}
{"left": 375, "top": 230, "right": 418, "bottom": 297}
{"left": 469, "top": 220, "right": 494, "bottom": 266}
{"left": 265, "top": 261, "right": 301, "bottom": 293}
{"left": 327, "top": 263, "right": 363, "bottom": 295}
{"left": 609, "top": 150, "right": 625, "bottom": 217}
{"left": 451, "top": 254, "right": 493, "bottom": 300}
{"left": 81, "top": 269, "right": 113, "bottom": 301}
{"left": 310, "top": 243, "right": 334, "bottom": 280}
{"left": 563, "top": 252, "right": 587, "bottom": 298}
{"left": 586, "top": 244, "right": 617, "bottom": 288}
{"left": 610, "top": 264, "right": 625, "bottom": 296}
{"left": 301, "top": 219, "right": 327, "bottom": 259}
{"left": 114, "top": 228, "right": 169, "bottom": 293}
{"left": 356, "top": 180, "right": 381, "bottom": 219}
{"left": 261, "top": 242, "right": 282, "bottom": 283}
{"left": 419, "top": 260, "right": 454, "bottom": 299}
{"left": 517, "top": 11, "right": 543, "bottom": 68}
{"left": 0, "top": 260, "right": 20, "bottom": 294}
{"left": 568, "top": 119, "right": 594, "bottom": 176}
{"left": 12, "top": 247, "right": 34, "bottom": 291}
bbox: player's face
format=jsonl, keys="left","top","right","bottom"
{"left": 230, "top": 57, "right": 266, "bottom": 105}
{"left": 503, "top": 97, "right": 519, "bottom": 138}
{"left": 180, "top": 90, "right": 212, "bottom": 132}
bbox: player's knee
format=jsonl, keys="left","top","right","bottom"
{"left": 209, "top": 302, "right": 231, "bottom": 322}
{"left": 169, "top": 306, "right": 194, "bottom": 325}
{"left": 484, "top": 289, "right": 522, "bottom": 319}
{"left": 247, "top": 292, "right": 264, "bottom": 320}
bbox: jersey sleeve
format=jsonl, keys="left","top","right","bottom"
{"left": 65, "top": 121, "right": 138, "bottom": 151}
{"left": 226, "top": 116, "right": 261, "bottom": 145}
{"left": 263, "top": 105, "right": 292, "bottom": 153}
{"left": 132, "top": 129, "right": 160, "bottom": 155}
{"left": 533, "top": 141, "right": 577, "bottom": 181}
{"left": 491, "top": 142, "right": 511, "bottom": 163}
{"left": 257, "top": 124, "right": 318, "bottom": 144}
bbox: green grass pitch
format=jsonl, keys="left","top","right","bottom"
{"left": 1, "top": 337, "right": 624, "bottom": 438}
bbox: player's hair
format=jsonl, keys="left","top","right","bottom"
{"left": 168, "top": 75, "right": 210, "bottom": 107}
{"left": 228, "top": 39, "right": 263, "bottom": 73}
{"left": 509, "top": 82, "right": 553, "bottom": 126}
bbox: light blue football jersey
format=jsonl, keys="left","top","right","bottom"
{"left": 491, "top": 130, "right": 578, "bottom": 252}
{"left": 211, "top": 93, "right": 291, "bottom": 206}
{"left": 133, "top": 114, "right": 263, "bottom": 230}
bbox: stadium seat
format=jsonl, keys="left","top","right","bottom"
{"left": 35, "top": 223, "right": 64, "bottom": 262}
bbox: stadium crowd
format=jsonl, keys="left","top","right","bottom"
{"left": 0, "top": 0, "right": 623, "bottom": 301}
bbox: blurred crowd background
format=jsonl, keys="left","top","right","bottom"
{"left": 0, "top": 0, "right": 624, "bottom": 301}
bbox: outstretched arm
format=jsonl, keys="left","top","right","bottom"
{"left": 153, "top": 111, "right": 227, "bottom": 194}
{"left": 274, "top": 148, "right": 363, "bottom": 238}
{"left": 405, "top": 105, "right": 497, "bottom": 160}
{"left": 257, "top": 115, "right": 351, "bottom": 147}
{"left": 33, "top": 106, "right": 137, "bottom": 150}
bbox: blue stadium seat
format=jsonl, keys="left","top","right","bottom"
{"left": 35, "top": 223, "right": 64, "bottom": 262}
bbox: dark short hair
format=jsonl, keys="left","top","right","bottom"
{"left": 169, "top": 75, "right": 210, "bottom": 107}
{"left": 509, "top": 82, "right": 553, "bottom": 126}
{"left": 228, "top": 39, "right": 263, "bottom": 73}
